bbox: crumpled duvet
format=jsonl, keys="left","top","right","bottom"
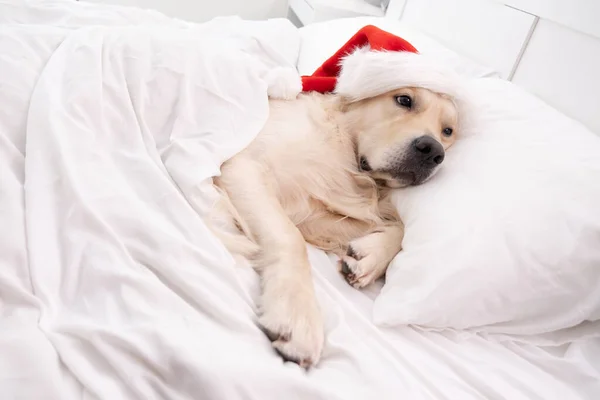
{"left": 1, "top": 1, "right": 324, "bottom": 398}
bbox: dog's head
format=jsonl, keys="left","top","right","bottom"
{"left": 344, "top": 87, "right": 458, "bottom": 188}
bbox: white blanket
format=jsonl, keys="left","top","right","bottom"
{"left": 1, "top": 1, "right": 598, "bottom": 399}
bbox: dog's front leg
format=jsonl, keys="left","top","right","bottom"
{"left": 339, "top": 222, "right": 404, "bottom": 289}
{"left": 219, "top": 159, "right": 324, "bottom": 368}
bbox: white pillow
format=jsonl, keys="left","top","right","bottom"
{"left": 297, "top": 17, "right": 498, "bottom": 78}
{"left": 373, "top": 77, "right": 600, "bottom": 338}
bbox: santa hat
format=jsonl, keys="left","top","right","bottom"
{"left": 301, "top": 25, "right": 463, "bottom": 103}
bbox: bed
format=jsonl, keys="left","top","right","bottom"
{"left": 1, "top": 0, "right": 599, "bottom": 399}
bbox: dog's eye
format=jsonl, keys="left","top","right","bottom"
{"left": 442, "top": 127, "right": 453, "bottom": 137}
{"left": 395, "top": 95, "right": 412, "bottom": 109}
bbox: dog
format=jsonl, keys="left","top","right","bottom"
{"left": 210, "top": 86, "right": 458, "bottom": 368}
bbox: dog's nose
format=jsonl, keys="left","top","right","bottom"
{"left": 413, "top": 136, "right": 445, "bottom": 165}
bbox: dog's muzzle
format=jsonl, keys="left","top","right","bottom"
{"left": 390, "top": 136, "right": 445, "bottom": 186}
{"left": 411, "top": 136, "right": 445, "bottom": 166}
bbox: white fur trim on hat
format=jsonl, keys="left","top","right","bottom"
{"left": 265, "top": 66, "right": 302, "bottom": 100}
{"left": 334, "top": 47, "right": 464, "bottom": 102}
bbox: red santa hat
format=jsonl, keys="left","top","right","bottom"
{"left": 301, "top": 25, "right": 464, "bottom": 103}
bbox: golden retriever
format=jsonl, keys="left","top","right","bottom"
{"left": 210, "top": 86, "right": 458, "bottom": 368}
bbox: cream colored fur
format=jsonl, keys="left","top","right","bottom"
{"left": 210, "top": 87, "right": 458, "bottom": 368}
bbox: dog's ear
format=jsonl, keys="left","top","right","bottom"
{"left": 338, "top": 95, "right": 365, "bottom": 113}
{"left": 337, "top": 96, "right": 352, "bottom": 112}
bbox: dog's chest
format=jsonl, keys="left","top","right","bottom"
{"left": 272, "top": 147, "right": 377, "bottom": 224}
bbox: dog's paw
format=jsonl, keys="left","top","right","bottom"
{"left": 339, "top": 231, "right": 396, "bottom": 288}
{"left": 259, "top": 282, "right": 324, "bottom": 368}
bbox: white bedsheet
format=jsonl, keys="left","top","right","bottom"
{"left": 1, "top": 1, "right": 598, "bottom": 399}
